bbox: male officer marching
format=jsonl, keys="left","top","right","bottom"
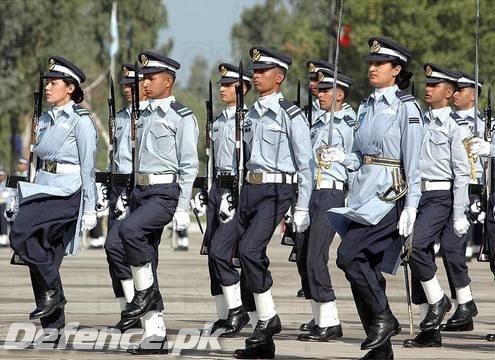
{"left": 118, "top": 51, "right": 199, "bottom": 355}
{"left": 296, "top": 68, "right": 356, "bottom": 342}
{"left": 233, "top": 47, "right": 313, "bottom": 359}
{"left": 403, "top": 64, "right": 472, "bottom": 348}
{"left": 196, "top": 62, "right": 254, "bottom": 337}
{"left": 98, "top": 63, "right": 149, "bottom": 331}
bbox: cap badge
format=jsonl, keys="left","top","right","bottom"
{"left": 425, "top": 65, "right": 433, "bottom": 76}
{"left": 317, "top": 70, "right": 325, "bottom": 82}
{"left": 308, "top": 63, "right": 316, "bottom": 73}
{"left": 48, "top": 58, "right": 56, "bottom": 70}
{"left": 122, "top": 67, "right": 129, "bottom": 77}
{"left": 252, "top": 49, "right": 261, "bottom": 62}
{"left": 371, "top": 40, "right": 381, "bottom": 53}
{"left": 220, "top": 65, "right": 228, "bottom": 76}
{"left": 139, "top": 54, "right": 149, "bottom": 66}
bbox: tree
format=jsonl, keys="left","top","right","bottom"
{"left": 0, "top": 0, "right": 170, "bottom": 169}
{"left": 231, "top": 0, "right": 495, "bottom": 109}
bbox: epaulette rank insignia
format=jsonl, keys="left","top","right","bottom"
{"left": 73, "top": 104, "right": 90, "bottom": 116}
{"left": 171, "top": 101, "right": 193, "bottom": 117}
{"left": 279, "top": 98, "right": 302, "bottom": 119}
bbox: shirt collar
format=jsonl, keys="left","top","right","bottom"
{"left": 126, "top": 100, "right": 150, "bottom": 116}
{"left": 254, "top": 92, "right": 283, "bottom": 116}
{"left": 149, "top": 95, "right": 175, "bottom": 113}
{"left": 456, "top": 107, "right": 477, "bottom": 120}
{"left": 50, "top": 100, "right": 75, "bottom": 120}
{"left": 428, "top": 106, "right": 451, "bottom": 124}
{"left": 369, "top": 85, "right": 398, "bottom": 105}
{"left": 315, "top": 108, "right": 346, "bottom": 125}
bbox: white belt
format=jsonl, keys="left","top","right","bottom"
{"left": 135, "top": 173, "right": 176, "bottom": 186}
{"left": 42, "top": 161, "right": 80, "bottom": 174}
{"left": 421, "top": 180, "right": 452, "bottom": 192}
{"left": 246, "top": 171, "right": 295, "bottom": 185}
{"left": 315, "top": 180, "right": 345, "bottom": 190}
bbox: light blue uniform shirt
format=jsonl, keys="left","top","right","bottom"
{"left": 136, "top": 95, "right": 199, "bottom": 210}
{"left": 421, "top": 107, "right": 471, "bottom": 219}
{"left": 212, "top": 106, "right": 238, "bottom": 174}
{"left": 19, "top": 100, "right": 97, "bottom": 254}
{"left": 311, "top": 106, "right": 356, "bottom": 184}
{"left": 329, "top": 85, "right": 424, "bottom": 225}
{"left": 243, "top": 92, "right": 314, "bottom": 208}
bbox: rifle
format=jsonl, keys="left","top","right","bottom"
{"left": 199, "top": 80, "right": 215, "bottom": 255}
{"left": 307, "top": 80, "right": 313, "bottom": 126}
{"left": 7, "top": 65, "right": 43, "bottom": 188}
{"left": 234, "top": 59, "right": 245, "bottom": 200}
{"left": 294, "top": 80, "right": 301, "bottom": 108}
{"left": 478, "top": 85, "right": 493, "bottom": 262}
{"left": 401, "top": 234, "right": 415, "bottom": 337}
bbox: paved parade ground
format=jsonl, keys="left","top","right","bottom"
{"left": 0, "top": 227, "right": 493, "bottom": 359}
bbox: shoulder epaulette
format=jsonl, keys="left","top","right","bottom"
{"left": 395, "top": 90, "right": 415, "bottom": 102}
{"left": 279, "top": 98, "right": 302, "bottom": 119}
{"left": 72, "top": 104, "right": 91, "bottom": 117}
{"left": 343, "top": 103, "right": 352, "bottom": 110}
{"left": 451, "top": 112, "right": 469, "bottom": 126}
{"left": 170, "top": 101, "right": 193, "bottom": 117}
{"left": 343, "top": 115, "right": 357, "bottom": 127}
{"left": 215, "top": 113, "right": 222, "bottom": 120}
{"left": 117, "top": 107, "right": 127, "bottom": 115}
{"left": 360, "top": 98, "right": 367, "bottom": 105}
{"left": 242, "top": 108, "right": 249, "bottom": 114}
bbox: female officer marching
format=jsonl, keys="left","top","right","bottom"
{"left": 8, "top": 56, "right": 97, "bottom": 334}
{"left": 326, "top": 37, "right": 424, "bottom": 359}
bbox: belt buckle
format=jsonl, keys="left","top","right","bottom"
{"left": 363, "top": 155, "right": 373, "bottom": 165}
{"left": 137, "top": 173, "right": 149, "bottom": 186}
{"left": 249, "top": 172, "right": 263, "bottom": 184}
{"left": 46, "top": 161, "right": 57, "bottom": 173}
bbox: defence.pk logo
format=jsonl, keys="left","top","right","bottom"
{"left": 4, "top": 322, "right": 222, "bottom": 355}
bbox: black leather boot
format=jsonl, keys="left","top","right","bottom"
{"left": 109, "top": 318, "right": 142, "bottom": 332}
{"left": 203, "top": 319, "right": 226, "bottom": 336}
{"left": 127, "top": 335, "right": 168, "bottom": 355}
{"left": 121, "top": 287, "right": 161, "bottom": 319}
{"left": 220, "top": 305, "right": 249, "bottom": 338}
{"left": 245, "top": 314, "right": 282, "bottom": 346}
{"left": 234, "top": 338, "right": 275, "bottom": 359}
{"left": 486, "top": 333, "right": 495, "bottom": 341}
{"left": 29, "top": 289, "right": 67, "bottom": 320}
{"left": 361, "top": 307, "right": 400, "bottom": 350}
{"left": 296, "top": 288, "right": 305, "bottom": 297}
{"left": 439, "top": 300, "right": 477, "bottom": 331}
{"left": 297, "top": 324, "right": 343, "bottom": 342}
{"left": 403, "top": 329, "right": 441, "bottom": 348}
{"left": 360, "top": 340, "right": 394, "bottom": 359}
{"left": 299, "top": 318, "right": 316, "bottom": 331}
{"left": 420, "top": 295, "right": 452, "bottom": 331}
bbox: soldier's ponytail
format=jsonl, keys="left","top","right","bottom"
{"left": 63, "top": 78, "right": 85, "bottom": 104}
{"left": 392, "top": 60, "right": 413, "bottom": 90}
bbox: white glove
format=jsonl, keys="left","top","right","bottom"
{"left": 191, "top": 192, "right": 207, "bottom": 217}
{"left": 96, "top": 185, "right": 109, "bottom": 212}
{"left": 219, "top": 192, "right": 235, "bottom": 223}
{"left": 283, "top": 207, "right": 293, "bottom": 224}
{"left": 4, "top": 194, "right": 19, "bottom": 222}
{"left": 469, "top": 137, "right": 491, "bottom": 157}
{"left": 453, "top": 216, "right": 470, "bottom": 237}
{"left": 173, "top": 208, "right": 190, "bottom": 231}
{"left": 114, "top": 191, "right": 129, "bottom": 220}
{"left": 398, "top": 207, "right": 417, "bottom": 237}
{"left": 81, "top": 211, "right": 97, "bottom": 232}
{"left": 293, "top": 207, "right": 310, "bottom": 232}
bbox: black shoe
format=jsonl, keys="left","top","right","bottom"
{"left": 360, "top": 341, "right": 394, "bottom": 360}
{"left": 486, "top": 333, "right": 495, "bottom": 341}
{"left": 121, "top": 287, "right": 161, "bottom": 320}
{"left": 29, "top": 289, "right": 67, "bottom": 320}
{"left": 233, "top": 339, "right": 275, "bottom": 359}
{"left": 403, "top": 329, "right": 441, "bottom": 348}
{"left": 127, "top": 335, "right": 168, "bottom": 355}
{"left": 109, "top": 318, "right": 142, "bottom": 332}
{"left": 361, "top": 307, "right": 400, "bottom": 350}
{"left": 297, "top": 324, "right": 343, "bottom": 342}
{"left": 420, "top": 295, "right": 452, "bottom": 331}
{"left": 246, "top": 314, "right": 282, "bottom": 346}
{"left": 439, "top": 300, "right": 477, "bottom": 331}
{"left": 297, "top": 288, "right": 305, "bottom": 297}
{"left": 220, "top": 305, "right": 250, "bottom": 338}
{"left": 203, "top": 319, "right": 226, "bottom": 336}
{"left": 299, "top": 318, "right": 316, "bottom": 332}
{"left": 174, "top": 245, "right": 188, "bottom": 251}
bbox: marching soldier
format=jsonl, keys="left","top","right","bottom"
{"left": 452, "top": 73, "right": 485, "bottom": 261}
{"left": 99, "top": 63, "right": 148, "bottom": 331}
{"left": 118, "top": 51, "right": 199, "bottom": 355}
{"left": 326, "top": 37, "right": 423, "bottom": 360}
{"left": 403, "top": 64, "right": 472, "bottom": 348}
{"left": 296, "top": 68, "right": 355, "bottom": 342}
{"left": 8, "top": 56, "right": 97, "bottom": 336}
{"left": 195, "top": 63, "right": 253, "bottom": 337}
{"left": 233, "top": 47, "right": 313, "bottom": 359}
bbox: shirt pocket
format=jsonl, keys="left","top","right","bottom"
{"left": 262, "top": 127, "right": 288, "bottom": 145}
{"left": 149, "top": 123, "right": 175, "bottom": 155}
{"left": 429, "top": 130, "right": 450, "bottom": 161}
